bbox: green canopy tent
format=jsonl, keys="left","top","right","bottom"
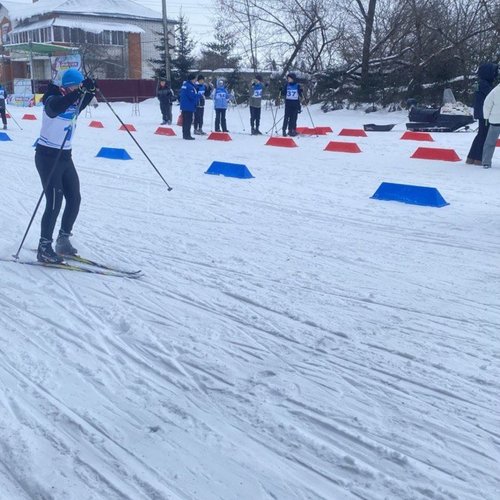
{"left": 4, "top": 42, "right": 79, "bottom": 91}
{"left": 4, "top": 42, "right": 78, "bottom": 56}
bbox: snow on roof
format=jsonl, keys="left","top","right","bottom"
{"left": 3, "top": 0, "right": 163, "bottom": 22}
{"left": 9, "top": 16, "right": 144, "bottom": 34}
{"left": 54, "top": 17, "right": 143, "bottom": 33}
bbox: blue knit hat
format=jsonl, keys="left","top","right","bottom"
{"left": 61, "top": 68, "right": 84, "bottom": 87}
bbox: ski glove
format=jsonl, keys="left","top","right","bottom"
{"left": 80, "top": 78, "right": 97, "bottom": 94}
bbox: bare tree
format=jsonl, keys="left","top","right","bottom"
{"left": 218, "top": 0, "right": 329, "bottom": 76}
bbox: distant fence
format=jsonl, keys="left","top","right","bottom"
{"left": 32, "top": 79, "right": 157, "bottom": 102}
{"left": 96, "top": 80, "right": 157, "bottom": 103}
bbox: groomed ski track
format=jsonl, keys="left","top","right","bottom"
{"left": 0, "top": 102, "right": 499, "bottom": 499}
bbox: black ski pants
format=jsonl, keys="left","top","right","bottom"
{"left": 0, "top": 106, "right": 6, "bottom": 126}
{"left": 182, "top": 111, "right": 194, "bottom": 138}
{"left": 35, "top": 146, "right": 81, "bottom": 241}
{"left": 250, "top": 106, "right": 261, "bottom": 130}
{"left": 467, "top": 118, "right": 489, "bottom": 161}
{"left": 283, "top": 101, "right": 300, "bottom": 135}
{"left": 215, "top": 109, "right": 228, "bottom": 132}
{"left": 194, "top": 107, "right": 205, "bottom": 130}
{"left": 160, "top": 101, "right": 172, "bottom": 123}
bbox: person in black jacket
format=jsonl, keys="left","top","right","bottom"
{"left": 35, "top": 69, "right": 95, "bottom": 263}
{"left": 466, "top": 62, "right": 498, "bottom": 164}
{"left": 157, "top": 79, "right": 175, "bottom": 125}
{"left": 194, "top": 75, "right": 211, "bottom": 135}
{"left": 0, "top": 83, "right": 7, "bottom": 129}
{"left": 280, "top": 73, "right": 303, "bottom": 136}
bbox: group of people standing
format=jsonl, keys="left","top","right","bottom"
{"left": 177, "top": 74, "right": 236, "bottom": 140}
{"left": 467, "top": 62, "right": 500, "bottom": 169}
{"left": 157, "top": 72, "right": 304, "bottom": 140}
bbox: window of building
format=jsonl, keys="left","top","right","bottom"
{"left": 112, "top": 31, "right": 124, "bottom": 45}
{"left": 102, "top": 30, "right": 109, "bottom": 45}
{"left": 53, "top": 26, "right": 62, "bottom": 41}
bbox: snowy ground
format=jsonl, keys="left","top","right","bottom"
{"left": 0, "top": 98, "right": 499, "bottom": 500}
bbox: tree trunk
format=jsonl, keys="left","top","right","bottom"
{"left": 360, "top": 0, "right": 377, "bottom": 97}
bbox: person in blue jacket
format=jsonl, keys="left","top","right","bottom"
{"left": 179, "top": 73, "right": 199, "bottom": 140}
{"left": 211, "top": 79, "right": 233, "bottom": 132}
{"left": 466, "top": 62, "right": 498, "bottom": 164}
{"left": 280, "top": 73, "right": 303, "bottom": 137}
{"left": 0, "top": 83, "right": 7, "bottom": 129}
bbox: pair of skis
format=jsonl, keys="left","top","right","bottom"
{"left": 3, "top": 253, "right": 143, "bottom": 279}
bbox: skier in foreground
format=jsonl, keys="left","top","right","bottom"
{"left": 35, "top": 68, "right": 96, "bottom": 263}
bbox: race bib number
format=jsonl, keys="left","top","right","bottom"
{"left": 287, "top": 89, "right": 298, "bottom": 99}
{"left": 253, "top": 88, "right": 262, "bottom": 98}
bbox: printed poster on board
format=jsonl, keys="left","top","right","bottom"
{"left": 50, "top": 54, "right": 82, "bottom": 85}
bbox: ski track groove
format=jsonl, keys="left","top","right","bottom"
{"left": 1, "top": 108, "right": 499, "bottom": 499}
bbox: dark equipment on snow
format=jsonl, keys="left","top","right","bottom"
{"left": 406, "top": 107, "right": 474, "bottom": 132}
{"left": 363, "top": 123, "right": 396, "bottom": 131}
{"left": 405, "top": 89, "right": 474, "bottom": 132}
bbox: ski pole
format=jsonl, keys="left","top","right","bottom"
{"left": 305, "top": 102, "right": 316, "bottom": 129}
{"left": 269, "top": 103, "right": 276, "bottom": 136}
{"left": 13, "top": 92, "right": 86, "bottom": 260}
{"left": 97, "top": 88, "right": 173, "bottom": 191}
{"left": 267, "top": 110, "right": 283, "bottom": 134}
{"left": 268, "top": 98, "right": 281, "bottom": 135}
{"left": 6, "top": 106, "right": 23, "bottom": 130}
{"left": 236, "top": 104, "right": 246, "bottom": 132}
{"left": 233, "top": 95, "right": 246, "bottom": 132}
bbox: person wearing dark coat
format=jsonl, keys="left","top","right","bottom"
{"left": 0, "top": 83, "right": 7, "bottom": 129}
{"left": 280, "top": 73, "right": 303, "bottom": 137}
{"left": 157, "top": 79, "right": 175, "bottom": 125}
{"left": 466, "top": 62, "right": 498, "bottom": 164}
{"left": 179, "top": 74, "right": 199, "bottom": 140}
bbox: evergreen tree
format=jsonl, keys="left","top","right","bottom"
{"left": 151, "top": 14, "right": 195, "bottom": 90}
{"left": 198, "top": 20, "right": 240, "bottom": 71}
{"left": 171, "top": 14, "right": 196, "bottom": 90}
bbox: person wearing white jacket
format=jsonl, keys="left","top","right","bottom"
{"left": 482, "top": 82, "right": 500, "bottom": 168}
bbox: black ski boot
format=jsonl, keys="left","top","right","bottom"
{"left": 37, "top": 238, "right": 64, "bottom": 264}
{"left": 55, "top": 231, "right": 78, "bottom": 256}
{"left": 255, "top": 128, "right": 262, "bottom": 135}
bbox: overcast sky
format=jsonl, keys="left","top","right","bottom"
{"left": 137, "top": 0, "right": 215, "bottom": 39}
